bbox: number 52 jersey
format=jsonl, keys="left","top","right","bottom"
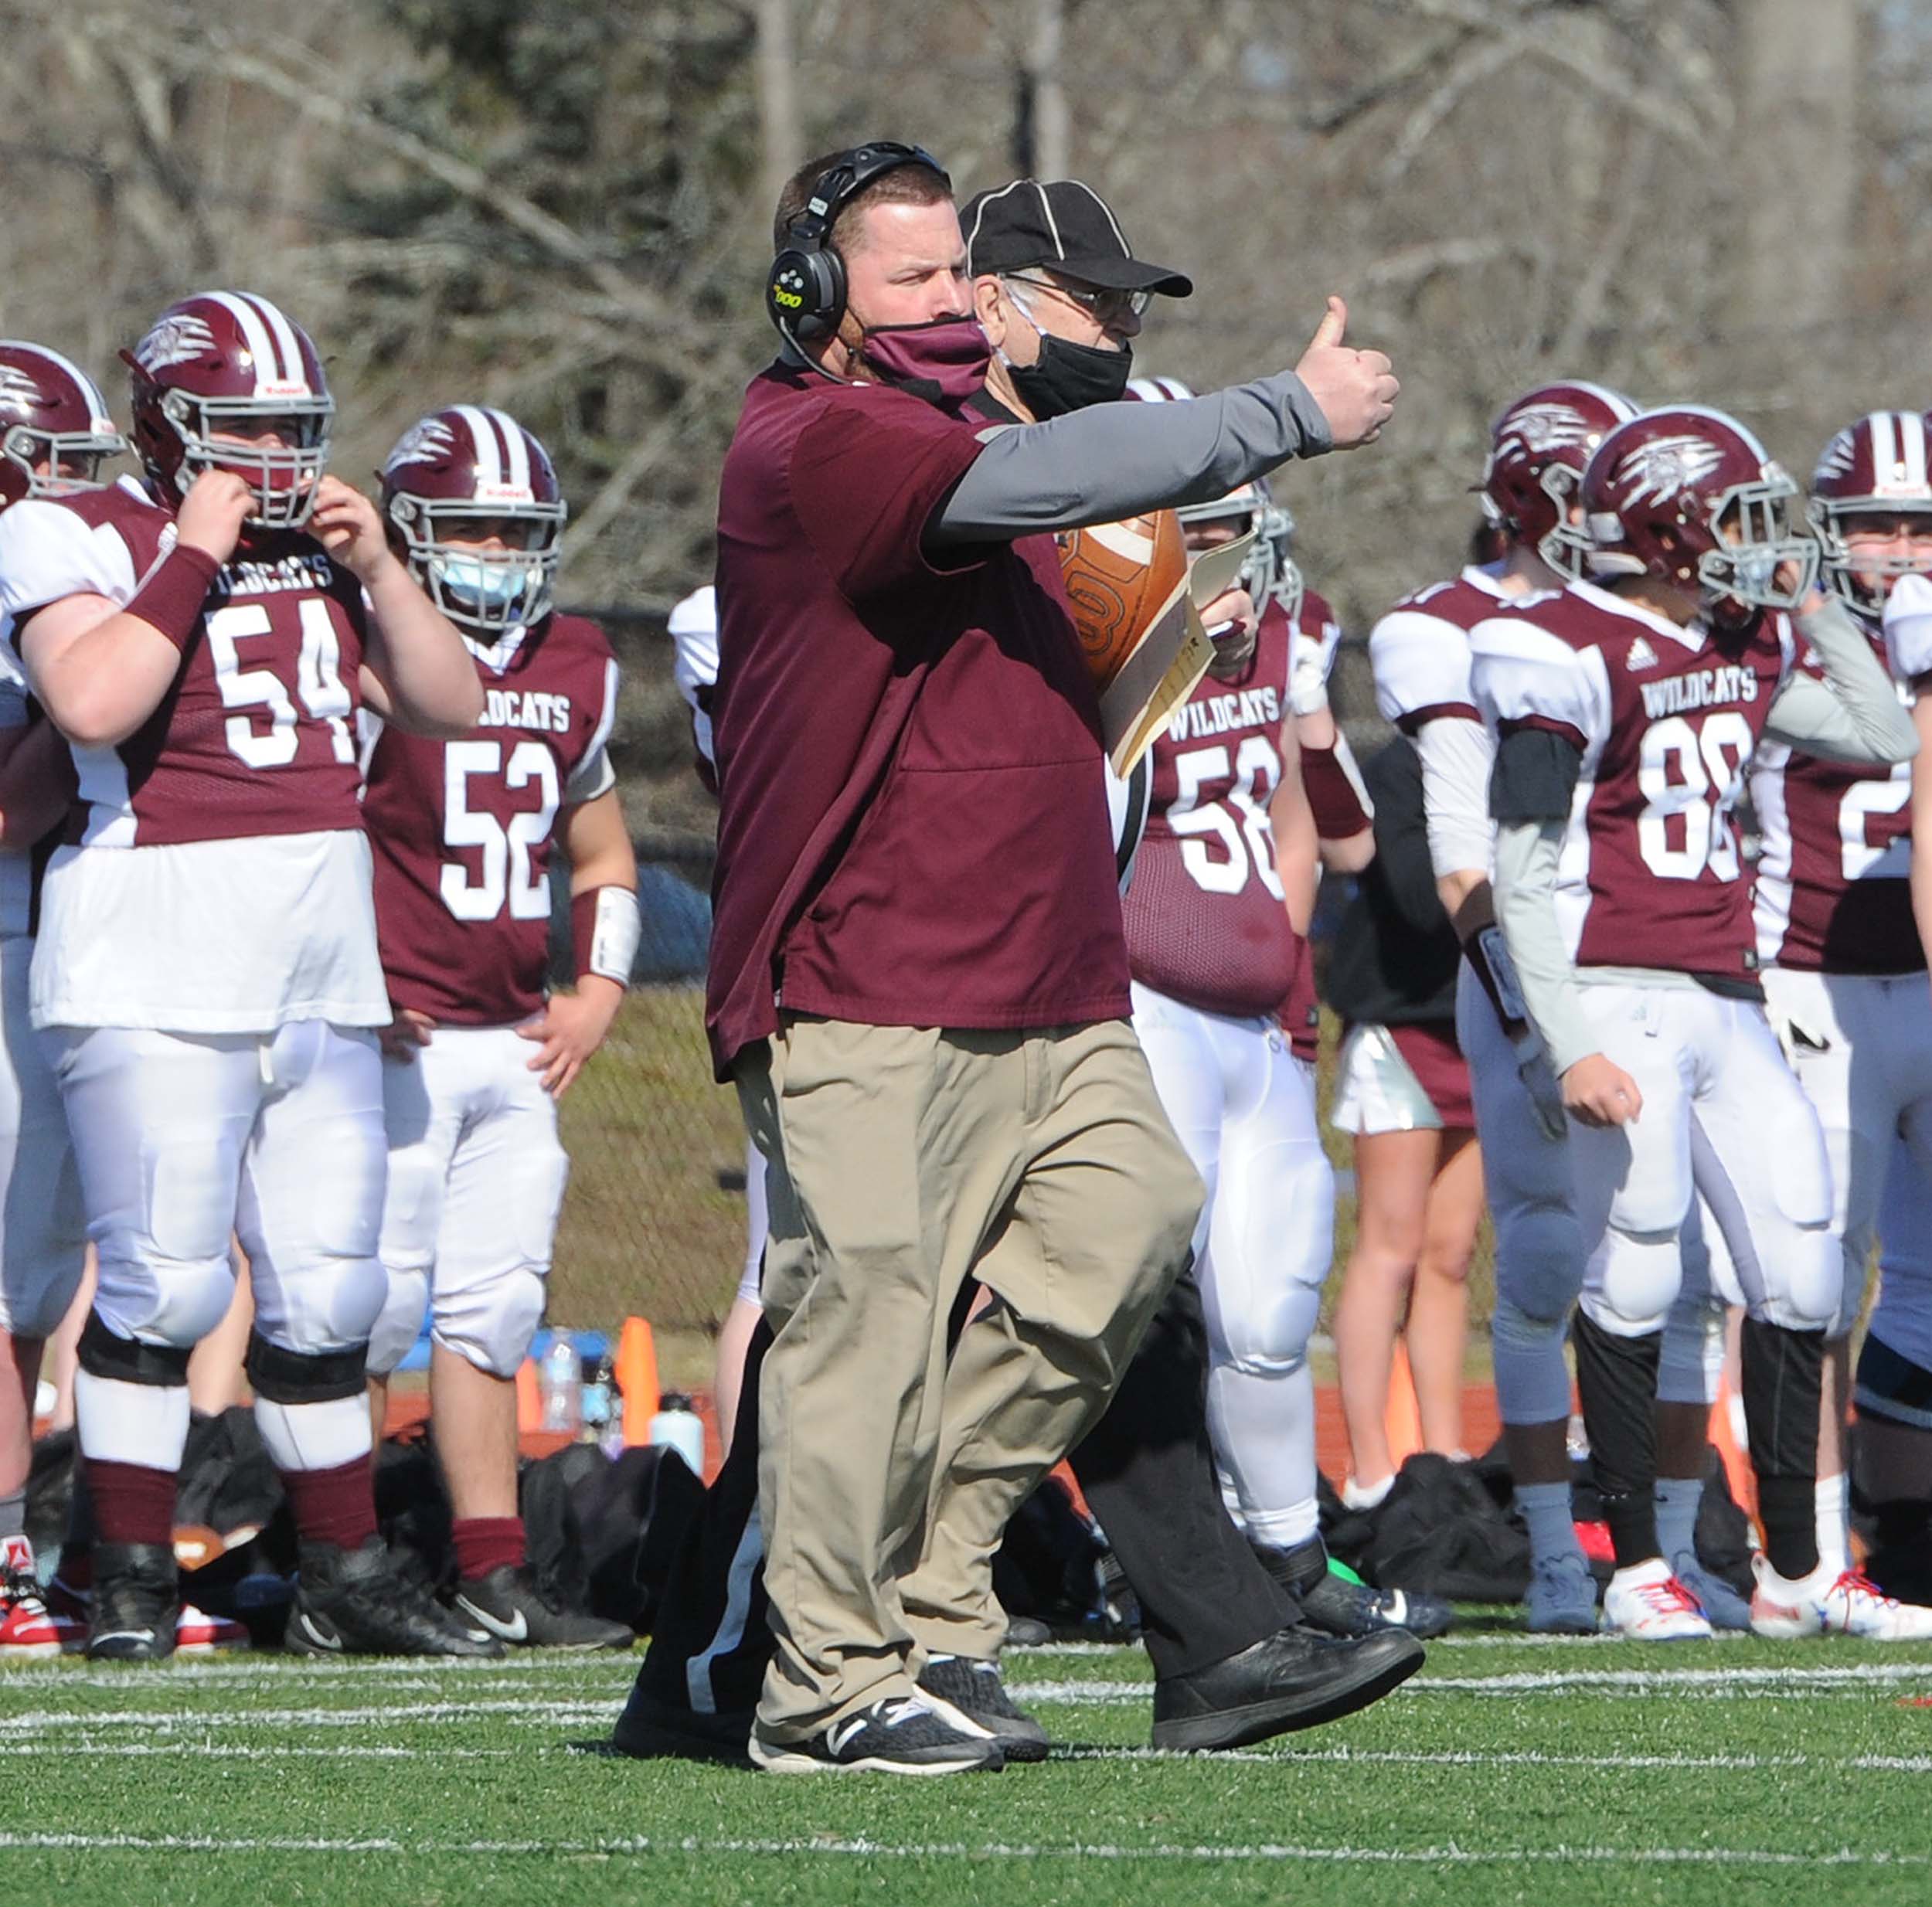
{"left": 361, "top": 614, "right": 618, "bottom": 1026}
{"left": 1471, "top": 579, "right": 1794, "bottom": 977}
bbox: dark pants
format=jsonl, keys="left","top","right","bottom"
{"left": 633, "top": 1264, "right": 1294, "bottom": 1718}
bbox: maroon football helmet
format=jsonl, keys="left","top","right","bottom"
{"left": 121, "top": 292, "right": 332, "bottom": 528}
{"left": 1808, "top": 411, "right": 1932, "bottom": 615}
{"left": 379, "top": 406, "right": 567, "bottom": 634}
{"left": 0, "top": 342, "right": 126, "bottom": 510}
{"left": 1481, "top": 381, "right": 1640, "bottom": 579}
{"left": 1581, "top": 404, "right": 1816, "bottom": 611}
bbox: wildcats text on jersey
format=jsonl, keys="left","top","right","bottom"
{"left": 213, "top": 551, "right": 338, "bottom": 600}
{"left": 1167, "top": 682, "right": 1281, "bottom": 743}
{"left": 1638, "top": 664, "right": 1760, "bottom": 719}
{"left": 478, "top": 686, "right": 574, "bottom": 734}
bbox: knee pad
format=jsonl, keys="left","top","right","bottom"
{"left": 1856, "top": 1331, "right": 1932, "bottom": 1432}
{"left": 1493, "top": 1201, "right": 1585, "bottom": 1324}
{"left": 0, "top": 1249, "right": 87, "bottom": 1342}
{"left": 91, "top": 1250, "right": 236, "bottom": 1351}
{"left": 251, "top": 1252, "right": 390, "bottom": 1356}
{"left": 1491, "top": 1294, "right": 1573, "bottom": 1424}
{"left": 433, "top": 1265, "right": 547, "bottom": 1379}
{"left": 1581, "top": 1229, "right": 1682, "bottom": 1338}
{"left": 1206, "top": 1275, "right": 1321, "bottom": 1379}
{"left": 1746, "top": 1223, "right": 1840, "bottom": 1333}
{"left": 244, "top": 1330, "right": 368, "bottom": 1405}
{"left": 364, "top": 1266, "right": 430, "bottom": 1379}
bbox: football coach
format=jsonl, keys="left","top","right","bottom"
{"left": 707, "top": 139, "right": 1398, "bottom": 1775}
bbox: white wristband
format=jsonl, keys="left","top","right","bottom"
{"left": 580, "top": 886, "right": 641, "bottom": 987}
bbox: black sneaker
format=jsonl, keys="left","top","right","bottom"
{"left": 1151, "top": 1624, "right": 1423, "bottom": 1752}
{"left": 611, "top": 1680, "right": 752, "bottom": 1763}
{"left": 917, "top": 1653, "right": 1049, "bottom": 1762}
{"left": 454, "top": 1566, "right": 634, "bottom": 1651}
{"left": 1260, "top": 1535, "right": 1454, "bottom": 1640}
{"left": 749, "top": 1694, "right": 1005, "bottom": 1775}
{"left": 284, "top": 1537, "right": 505, "bottom": 1659}
{"left": 86, "top": 1542, "right": 178, "bottom": 1664}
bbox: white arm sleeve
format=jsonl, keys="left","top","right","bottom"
{"left": 1765, "top": 597, "right": 1918, "bottom": 766}
{"left": 1493, "top": 817, "right": 1600, "bottom": 1076}
{"left": 1413, "top": 715, "right": 1495, "bottom": 882}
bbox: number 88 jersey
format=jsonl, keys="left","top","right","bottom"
{"left": 1471, "top": 578, "right": 1793, "bottom": 977}
{"left": 1119, "top": 595, "right": 1301, "bottom": 1019}
{"left": 361, "top": 613, "right": 618, "bottom": 1025}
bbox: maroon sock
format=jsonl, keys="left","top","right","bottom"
{"left": 278, "top": 1458, "right": 379, "bottom": 1552}
{"left": 55, "top": 1547, "right": 94, "bottom": 1591}
{"left": 86, "top": 1460, "right": 178, "bottom": 1549}
{"left": 452, "top": 1516, "right": 526, "bottom": 1584}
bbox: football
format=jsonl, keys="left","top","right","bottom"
{"left": 1055, "top": 508, "right": 1188, "bottom": 688}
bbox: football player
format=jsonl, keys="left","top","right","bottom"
{"left": 0, "top": 292, "right": 493, "bottom": 1662}
{"left": 0, "top": 342, "right": 114, "bottom": 1653}
{"left": 1473, "top": 403, "right": 1927, "bottom": 1640}
{"left": 361, "top": 406, "right": 638, "bottom": 1650}
{"left": 1367, "top": 382, "right": 1660, "bottom": 1629}
{"left": 1750, "top": 413, "right": 1932, "bottom": 1594}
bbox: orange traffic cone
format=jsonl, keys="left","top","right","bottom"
{"left": 617, "top": 1315, "right": 661, "bottom": 1446}
{"left": 1709, "top": 1371, "right": 1760, "bottom": 1525}
{"left": 1385, "top": 1339, "right": 1424, "bottom": 1470}
{"left": 514, "top": 1358, "right": 541, "bottom": 1436}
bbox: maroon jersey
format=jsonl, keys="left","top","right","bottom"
{"left": 1123, "top": 597, "right": 1301, "bottom": 1018}
{"left": 363, "top": 614, "right": 620, "bottom": 1025}
{"left": 1753, "top": 629, "right": 1919, "bottom": 974}
{"left": 1471, "top": 580, "right": 1793, "bottom": 977}
{"left": 0, "top": 478, "right": 366, "bottom": 847}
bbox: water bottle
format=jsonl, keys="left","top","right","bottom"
{"left": 580, "top": 1354, "right": 615, "bottom": 1446}
{"left": 539, "top": 1334, "right": 582, "bottom": 1436}
{"left": 649, "top": 1391, "right": 706, "bottom": 1476}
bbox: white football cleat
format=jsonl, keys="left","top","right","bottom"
{"left": 1751, "top": 1557, "right": 1932, "bottom": 1640}
{"left": 1601, "top": 1558, "right": 1713, "bottom": 1640}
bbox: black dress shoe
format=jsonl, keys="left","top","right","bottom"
{"left": 611, "top": 1679, "right": 753, "bottom": 1763}
{"left": 1150, "top": 1623, "right": 1423, "bottom": 1751}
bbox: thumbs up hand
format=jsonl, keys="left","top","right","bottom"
{"left": 1294, "top": 296, "right": 1399, "bottom": 449}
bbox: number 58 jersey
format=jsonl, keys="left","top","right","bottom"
{"left": 0, "top": 476, "right": 386, "bottom": 1033}
{"left": 1471, "top": 580, "right": 1793, "bottom": 977}
{"left": 361, "top": 614, "right": 619, "bottom": 1026}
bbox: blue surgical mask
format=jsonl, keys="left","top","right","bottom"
{"left": 435, "top": 554, "right": 530, "bottom": 617}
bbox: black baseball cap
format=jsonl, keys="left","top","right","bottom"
{"left": 961, "top": 179, "right": 1193, "bottom": 297}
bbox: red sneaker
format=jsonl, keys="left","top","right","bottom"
{"left": 0, "top": 1535, "right": 64, "bottom": 1657}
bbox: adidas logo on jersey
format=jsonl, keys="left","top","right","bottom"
{"left": 1624, "top": 636, "right": 1658, "bottom": 671}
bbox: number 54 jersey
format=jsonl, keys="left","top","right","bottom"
{"left": 0, "top": 475, "right": 386, "bottom": 1032}
{"left": 1471, "top": 579, "right": 1794, "bottom": 977}
{"left": 361, "top": 614, "right": 618, "bottom": 1026}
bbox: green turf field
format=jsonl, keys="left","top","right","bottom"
{"left": 5, "top": 1627, "right": 1932, "bottom": 1906}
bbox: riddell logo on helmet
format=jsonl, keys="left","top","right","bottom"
{"left": 475, "top": 481, "right": 536, "bottom": 505}
{"left": 255, "top": 376, "right": 312, "bottom": 401}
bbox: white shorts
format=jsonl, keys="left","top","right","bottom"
{"left": 1761, "top": 965, "right": 1932, "bottom": 1333}
{"left": 0, "top": 935, "right": 84, "bottom": 1338}
{"left": 372, "top": 1025, "right": 570, "bottom": 1375}
{"left": 51, "top": 1018, "right": 387, "bottom": 1354}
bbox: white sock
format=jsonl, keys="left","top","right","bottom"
{"left": 1206, "top": 1361, "right": 1319, "bottom": 1547}
{"left": 1815, "top": 1473, "right": 1851, "bottom": 1576}
{"left": 1655, "top": 1475, "right": 1703, "bottom": 1563}
{"left": 253, "top": 1394, "right": 374, "bottom": 1473}
{"left": 1342, "top": 1473, "right": 1395, "bottom": 1512}
{"left": 73, "top": 1371, "right": 190, "bottom": 1470}
{"left": 1518, "top": 1480, "right": 1584, "bottom": 1565}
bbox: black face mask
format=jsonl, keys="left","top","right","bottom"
{"left": 1007, "top": 331, "right": 1134, "bottom": 417}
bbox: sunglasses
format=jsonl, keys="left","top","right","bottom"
{"left": 1004, "top": 272, "right": 1151, "bottom": 325}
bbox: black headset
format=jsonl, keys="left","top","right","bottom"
{"left": 766, "top": 141, "right": 949, "bottom": 345}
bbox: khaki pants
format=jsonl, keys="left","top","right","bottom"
{"left": 737, "top": 1015, "right": 1201, "bottom": 1742}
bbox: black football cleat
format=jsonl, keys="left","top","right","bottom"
{"left": 1151, "top": 1623, "right": 1423, "bottom": 1752}
{"left": 611, "top": 1680, "right": 753, "bottom": 1763}
{"left": 284, "top": 1536, "right": 504, "bottom": 1659}
{"left": 916, "top": 1653, "right": 1049, "bottom": 1763}
{"left": 85, "top": 1542, "right": 179, "bottom": 1664}
{"left": 1258, "top": 1535, "right": 1454, "bottom": 1640}
{"left": 454, "top": 1566, "right": 634, "bottom": 1651}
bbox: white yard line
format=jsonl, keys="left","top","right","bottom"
{"left": 0, "top": 1831, "right": 1923, "bottom": 1869}
{"left": 0, "top": 1698, "right": 620, "bottom": 1735}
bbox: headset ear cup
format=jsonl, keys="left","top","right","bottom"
{"left": 768, "top": 246, "right": 845, "bottom": 343}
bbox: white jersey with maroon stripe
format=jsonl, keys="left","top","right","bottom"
{"left": 1471, "top": 580, "right": 1794, "bottom": 977}
{"left": 0, "top": 476, "right": 385, "bottom": 1032}
{"left": 1121, "top": 599, "right": 1301, "bottom": 1018}
{"left": 1753, "top": 622, "right": 1919, "bottom": 975}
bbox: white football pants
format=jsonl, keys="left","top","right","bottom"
{"left": 0, "top": 937, "right": 85, "bottom": 1338}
